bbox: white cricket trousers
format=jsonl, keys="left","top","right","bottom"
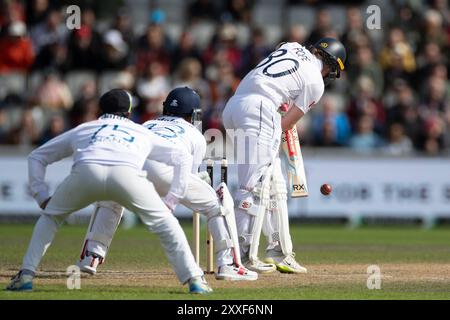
{"left": 222, "top": 94, "right": 285, "bottom": 253}
{"left": 146, "top": 160, "right": 235, "bottom": 266}
{"left": 21, "top": 163, "right": 203, "bottom": 283}
{"left": 87, "top": 160, "right": 235, "bottom": 267}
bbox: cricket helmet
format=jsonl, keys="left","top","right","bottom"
{"left": 163, "top": 86, "right": 201, "bottom": 118}
{"left": 310, "top": 37, "right": 346, "bottom": 85}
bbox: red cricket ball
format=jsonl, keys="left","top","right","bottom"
{"left": 320, "top": 183, "right": 332, "bottom": 196}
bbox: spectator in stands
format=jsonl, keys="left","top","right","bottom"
{"left": 31, "top": 70, "right": 72, "bottom": 111}
{"left": 171, "top": 31, "right": 203, "bottom": 72}
{"left": 349, "top": 115, "right": 384, "bottom": 152}
{"left": 110, "top": 70, "right": 136, "bottom": 93}
{"left": 0, "top": 21, "right": 35, "bottom": 73}
{"left": 419, "top": 115, "right": 447, "bottom": 155}
{"left": 379, "top": 27, "right": 416, "bottom": 86}
{"left": 207, "top": 60, "right": 240, "bottom": 112}
{"left": 38, "top": 113, "right": 65, "bottom": 145}
{"left": 347, "top": 76, "right": 385, "bottom": 134}
{"left": 392, "top": 2, "right": 421, "bottom": 46}
{"left": 174, "top": 57, "right": 211, "bottom": 106}
{"left": 307, "top": 8, "right": 332, "bottom": 44}
{"left": 419, "top": 76, "right": 449, "bottom": 119}
{"left": 79, "top": 7, "right": 97, "bottom": 30}
{"left": 341, "top": 6, "right": 369, "bottom": 61}
{"left": 383, "top": 123, "right": 413, "bottom": 156}
{"left": 69, "top": 96, "right": 99, "bottom": 128}
{"left": 430, "top": 0, "right": 450, "bottom": 26}
{"left": 418, "top": 9, "right": 449, "bottom": 51}
{"left": 30, "top": 7, "right": 67, "bottom": 72}
{"left": 0, "top": 107, "right": 8, "bottom": 143}
{"left": 111, "top": 7, "right": 135, "bottom": 49}
{"left": 29, "top": 7, "right": 66, "bottom": 55}
{"left": 414, "top": 42, "right": 444, "bottom": 92}
{"left": 204, "top": 59, "right": 240, "bottom": 132}
{"left": 101, "top": 29, "right": 131, "bottom": 70}
{"left": 74, "top": 78, "right": 97, "bottom": 102}
{"left": 136, "top": 61, "right": 170, "bottom": 122}
{"left": 26, "top": 0, "right": 51, "bottom": 27}
{"left": 69, "top": 79, "right": 98, "bottom": 127}
{"left": 6, "top": 108, "right": 40, "bottom": 145}
{"left": 348, "top": 45, "right": 384, "bottom": 98}
{"left": 136, "top": 15, "right": 174, "bottom": 77}
{"left": 66, "top": 24, "right": 103, "bottom": 71}
{"left": 240, "top": 27, "right": 272, "bottom": 76}
{"left": 283, "top": 24, "right": 308, "bottom": 44}
{"left": 31, "top": 36, "right": 66, "bottom": 71}
{"left": 429, "top": 64, "right": 450, "bottom": 97}
{"left": 386, "top": 81, "right": 422, "bottom": 145}
{"left": 311, "top": 95, "right": 351, "bottom": 146}
{"left": 66, "top": 8, "right": 103, "bottom": 71}
{"left": 0, "top": 0, "right": 25, "bottom": 32}
{"left": 203, "top": 23, "right": 242, "bottom": 74}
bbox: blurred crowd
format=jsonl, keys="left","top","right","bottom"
{"left": 0, "top": 0, "right": 449, "bottom": 156}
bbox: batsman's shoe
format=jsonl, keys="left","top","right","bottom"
{"left": 215, "top": 264, "right": 258, "bottom": 281}
{"left": 188, "top": 276, "right": 213, "bottom": 294}
{"left": 265, "top": 251, "right": 307, "bottom": 274}
{"left": 77, "top": 251, "right": 104, "bottom": 275}
{"left": 241, "top": 255, "right": 276, "bottom": 274}
{"left": 6, "top": 271, "right": 33, "bottom": 292}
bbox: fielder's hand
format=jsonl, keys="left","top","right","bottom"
{"left": 163, "top": 193, "right": 179, "bottom": 212}
{"left": 197, "top": 171, "right": 211, "bottom": 186}
{"left": 40, "top": 197, "right": 51, "bottom": 210}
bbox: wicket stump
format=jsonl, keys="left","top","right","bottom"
{"left": 193, "top": 158, "right": 228, "bottom": 274}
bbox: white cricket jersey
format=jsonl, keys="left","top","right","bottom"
{"left": 142, "top": 116, "right": 206, "bottom": 173}
{"left": 234, "top": 42, "right": 325, "bottom": 114}
{"left": 28, "top": 114, "right": 192, "bottom": 205}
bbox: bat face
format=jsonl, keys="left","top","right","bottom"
{"left": 282, "top": 124, "right": 309, "bottom": 198}
{"left": 289, "top": 175, "right": 308, "bottom": 197}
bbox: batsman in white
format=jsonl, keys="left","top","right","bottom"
{"left": 6, "top": 89, "right": 213, "bottom": 294}
{"left": 222, "top": 38, "right": 346, "bottom": 273}
{"left": 76, "top": 87, "right": 257, "bottom": 281}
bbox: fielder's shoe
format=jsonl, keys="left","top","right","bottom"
{"left": 265, "top": 250, "right": 307, "bottom": 274}
{"left": 241, "top": 255, "right": 277, "bottom": 274}
{"left": 215, "top": 264, "right": 258, "bottom": 281}
{"left": 6, "top": 270, "right": 34, "bottom": 292}
{"left": 77, "top": 251, "right": 104, "bottom": 275}
{"left": 188, "top": 276, "right": 213, "bottom": 294}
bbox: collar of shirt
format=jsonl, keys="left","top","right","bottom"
{"left": 99, "top": 114, "right": 132, "bottom": 122}
{"left": 311, "top": 54, "right": 323, "bottom": 72}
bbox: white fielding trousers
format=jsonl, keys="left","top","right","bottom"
{"left": 87, "top": 160, "right": 235, "bottom": 267}
{"left": 22, "top": 163, "right": 202, "bottom": 283}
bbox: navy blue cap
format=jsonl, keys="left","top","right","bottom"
{"left": 99, "top": 89, "right": 133, "bottom": 115}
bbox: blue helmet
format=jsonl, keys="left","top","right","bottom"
{"left": 310, "top": 37, "right": 346, "bottom": 85}
{"left": 163, "top": 86, "right": 201, "bottom": 118}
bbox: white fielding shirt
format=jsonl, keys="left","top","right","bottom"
{"left": 143, "top": 116, "right": 206, "bottom": 173}
{"left": 28, "top": 114, "right": 192, "bottom": 206}
{"left": 234, "top": 42, "right": 325, "bottom": 114}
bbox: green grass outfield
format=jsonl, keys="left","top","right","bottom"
{"left": 0, "top": 223, "right": 450, "bottom": 300}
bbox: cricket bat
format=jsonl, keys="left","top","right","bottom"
{"left": 279, "top": 103, "right": 309, "bottom": 197}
